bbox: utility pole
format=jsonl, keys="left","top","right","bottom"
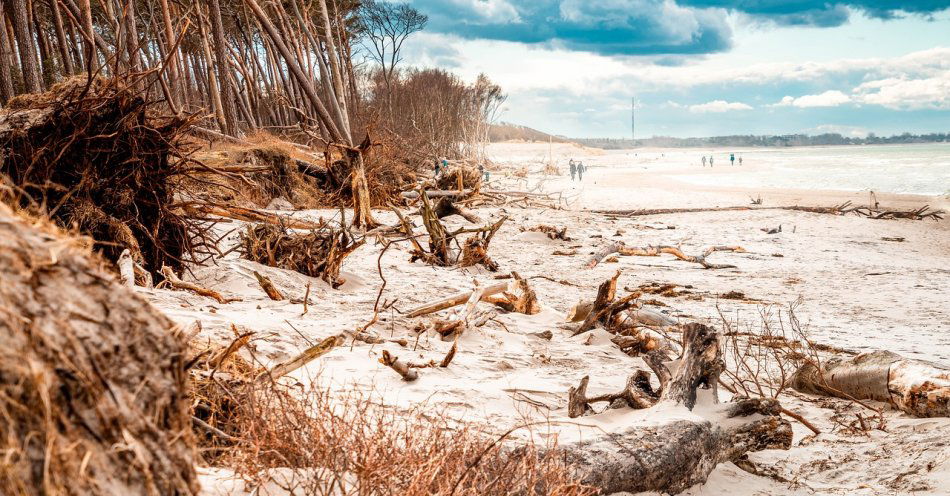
{"left": 631, "top": 96, "right": 636, "bottom": 144}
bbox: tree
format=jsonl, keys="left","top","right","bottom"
{"left": 359, "top": 0, "right": 427, "bottom": 87}
{"left": 7, "top": 0, "right": 42, "bottom": 93}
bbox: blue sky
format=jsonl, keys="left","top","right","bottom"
{"left": 398, "top": 1, "right": 950, "bottom": 138}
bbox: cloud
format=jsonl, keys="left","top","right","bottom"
{"left": 409, "top": 1, "right": 950, "bottom": 56}
{"left": 775, "top": 90, "right": 852, "bottom": 108}
{"left": 688, "top": 100, "right": 754, "bottom": 112}
{"left": 853, "top": 72, "right": 950, "bottom": 109}
{"left": 411, "top": 0, "right": 733, "bottom": 56}
{"left": 680, "top": 1, "right": 950, "bottom": 27}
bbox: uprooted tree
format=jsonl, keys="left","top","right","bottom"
{"left": 559, "top": 323, "right": 793, "bottom": 494}
{"left": 0, "top": 77, "right": 200, "bottom": 276}
{"left": 0, "top": 203, "right": 197, "bottom": 495}
{"left": 395, "top": 191, "right": 507, "bottom": 270}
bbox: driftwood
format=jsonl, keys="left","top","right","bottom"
{"left": 258, "top": 335, "right": 342, "bottom": 382}
{"left": 568, "top": 371, "right": 658, "bottom": 416}
{"left": 405, "top": 282, "right": 510, "bottom": 318}
{"left": 559, "top": 323, "right": 793, "bottom": 494}
{"left": 425, "top": 197, "right": 482, "bottom": 223}
{"left": 570, "top": 271, "right": 644, "bottom": 336}
{"left": 180, "top": 203, "right": 325, "bottom": 230}
{"left": 160, "top": 265, "right": 234, "bottom": 303}
{"left": 587, "top": 242, "right": 746, "bottom": 270}
{"left": 790, "top": 351, "right": 949, "bottom": 417}
{"left": 483, "top": 272, "right": 541, "bottom": 315}
{"left": 240, "top": 223, "right": 363, "bottom": 288}
{"left": 596, "top": 202, "right": 944, "bottom": 221}
{"left": 253, "top": 271, "right": 285, "bottom": 300}
{"left": 398, "top": 192, "right": 506, "bottom": 270}
{"left": 379, "top": 350, "right": 418, "bottom": 381}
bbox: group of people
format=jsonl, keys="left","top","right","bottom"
{"left": 568, "top": 159, "right": 586, "bottom": 181}
{"left": 701, "top": 153, "right": 742, "bottom": 167}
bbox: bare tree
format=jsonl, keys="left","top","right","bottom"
{"left": 359, "top": 0, "right": 427, "bottom": 87}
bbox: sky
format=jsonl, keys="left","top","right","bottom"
{"left": 397, "top": 1, "right": 950, "bottom": 138}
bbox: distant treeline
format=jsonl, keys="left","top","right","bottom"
{"left": 576, "top": 132, "right": 950, "bottom": 149}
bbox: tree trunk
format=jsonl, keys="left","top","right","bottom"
{"left": 557, "top": 323, "right": 793, "bottom": 494}
{"left": 790, "top": 351, "right": 949, "bottom": 418}
{"left": 9, "top": 0, "right": 41, "bottom": 93}
{"left": 208, "top": 0, "right": 238, "bottom": 135}
{"left": 0, "top": 8, "right": 15, "bottom": 102}
{"left": 49, "top": 0, "right": 74, "bottom": 75}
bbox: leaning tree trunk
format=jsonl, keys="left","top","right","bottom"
{"left": 558, "top": 323, "right": 793, "bottom": 494}
{"left": 790, "top": 351, "right": 949, "bottom": 418}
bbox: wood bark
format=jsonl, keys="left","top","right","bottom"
{"left": 557, "top": 323, "right": 793, "bottom": 494}
{"left": 9, "top": 0, "right": 41, "bottom": 93}
{"left": 405, "top": 282, "right": 510, "bottom": 318}
{"left": 790, "top": 351, "right": 949, "bottom": 418}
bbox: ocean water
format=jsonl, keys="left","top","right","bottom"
{"left": 600, "top": 143, "right": 950, "bottom": 196}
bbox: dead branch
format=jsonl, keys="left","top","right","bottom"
{"left": 380, "top": 350, "right": 418, "bottom": 381}
{"left": 253, "top": 271, "right": 285, "bottom": 300}
{"left": 618, "top": 244, "right": 746, "bottom": 269}
{"left": 159, "top": 265, "right": 234, "bottom": 304}
{"left": 258, "top": 335, "right": 342, "bottom": 382}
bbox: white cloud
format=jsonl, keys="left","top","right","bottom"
{"left": 853, "top": 72, "right": 950, "bottom": 110}
{"left": 774, "top": 90, "right": 852, "bottom": 108}
{"left": 688, "top": 100, "right": 754, "bottom": 113}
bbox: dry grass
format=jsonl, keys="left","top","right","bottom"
{"left": 190, "top": 342, "right": 594, "bottom": 495}
{"left": 0, "top": 202, "right": 197, "bottom": 495}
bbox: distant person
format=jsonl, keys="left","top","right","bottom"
{"left": 577, "top": 161, "right": 585, "bottom": 181}
{"left": 739, "top": 156, "right": 743, "bottom": 166}
{"left": 730, "top": 153, "right": 735, "bottom": 166}
{"left": 479, "top": 163, "right": 490, "bottom": 183}
{"left": 702, "top": 156, "right": 707, "bottom": 167}
{"left": 569, "top": 159, "right": 577, "bottom": 181}
{"left": 709, "top": 156, "right": 714, "bottom": 167}
{"left": 434, "top": 157, "right": 441, "bottom": 177}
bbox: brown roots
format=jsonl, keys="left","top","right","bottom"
{"left": 240, "top": 223, "right": 364, "bottom": 288}
{"left": 0, "top": 76, "right": 200, "bottom": 276}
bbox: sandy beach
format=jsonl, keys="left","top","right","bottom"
{"left": 146, "top": 142, "right": 950, "bottom": 495}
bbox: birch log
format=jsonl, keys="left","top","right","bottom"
{"left": 790, "top": 351, "right": 949, "bottom": 417}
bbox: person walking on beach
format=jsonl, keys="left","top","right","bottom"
{"left": 702, "top": 156, "right": 707, "bottom": 167}
{"left": 569, "top": 159, "right": 577, "bottom": 181}
{"left": 730, "top": 153, "right": 735, "bottom": 166}
{"left": 577, "top": 161, "right": 585, "bottom": 181}
{"left": 739, "top": 155, "right": 743, "bottom": 166}
{"left": 709, "top": 156, "right": 714, "bottom": 167}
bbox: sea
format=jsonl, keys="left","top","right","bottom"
{"left": 599, "top": 143, "right": 950, "bottom": 197}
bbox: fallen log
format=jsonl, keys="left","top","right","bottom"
{"left": 790, "top": 351, "right": 949, "bottom": 417}
{"left": 558, "top": 323, "right": 793, "bottom": 494}
{"left": 596, "top": 202, "right": 944, "bottom": 221}
{"left": 405, "top": 282, "right": 510, "bottom": 318}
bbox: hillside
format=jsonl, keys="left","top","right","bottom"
{"left": 488, "top": 122, "right": 571, "bottom": 143}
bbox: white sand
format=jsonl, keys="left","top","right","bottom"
{"left": 153, "top": 142, "right": 949, "bottom": 495}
